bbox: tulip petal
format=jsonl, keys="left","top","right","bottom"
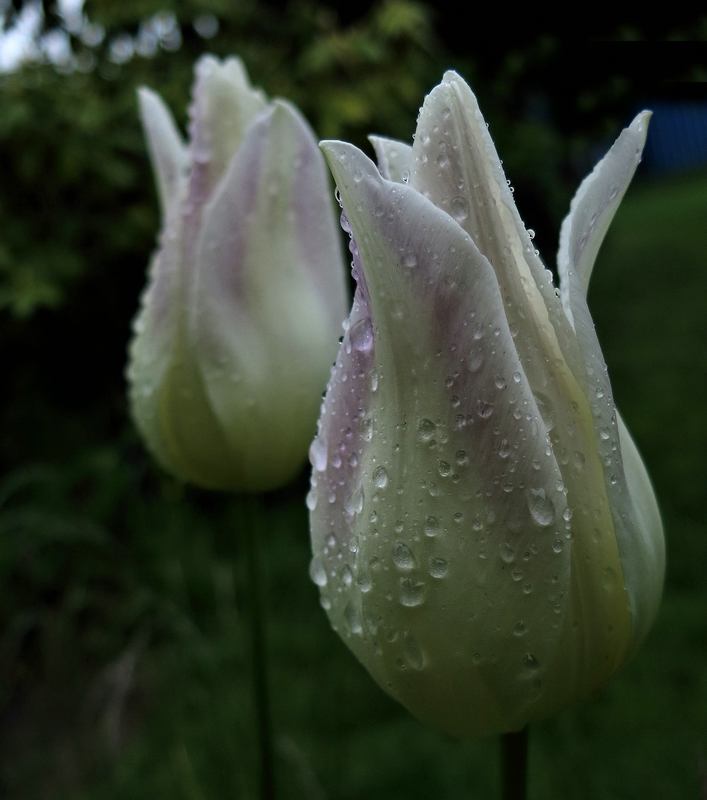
{"left": 319, "top": 139, "right": 582, "bottom": 735}
{"left": 369, "top": 135, "right": 413, "bottom": 183}
{"left": 189, "top": 101, "right": 346, "bottom": 490}
{"left": 188, "top": 55, "right": 268, "bottom": 198}
{"left": 558, "top": 112, "right": 650, "bottom": 310}
{"left": 615, "top": 412, "right": 665, "bottom": 649}
{"left": 409, "top": 71, "right": 584, "bottom": 386}
{"left": 556, "top": 113, "right": 663, "bottom": 649}
{"left": 137, "top": 86, "right": 189, "bottom": 217}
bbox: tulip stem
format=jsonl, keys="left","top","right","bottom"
{"left": 244, "top": 496, "right": 277, "bottom": 800}
{"left": 502, "top": 727, "right": 528, "bottom": 800}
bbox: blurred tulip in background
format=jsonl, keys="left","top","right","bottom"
{"left": 128, "top": 55, "right": 348, "bottom": 492}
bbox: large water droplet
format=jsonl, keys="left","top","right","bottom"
{"left": 419, "top": 418, "right": 436, "bottom": 440}
{"left": 528, "top": 489, "right": 556, "bottom": 527}
{"left": 403, "top": 631, "right": 425, "bottom": 670}
{"left": 309, "top": 437, "right": 327, "bottom": 471}
{"left": 309, "top": 556, "right": 327, "bottom": 587}
{"left": 534, "top": 392, "right": 556, "bottom": 431}
{"left": 306, "top": 487, "right": 317, "bottom": 510}
{"left": 361, "top": 416, "right": 373, "bottom": 441}
{"left": 372, "top": 465, "right": 388, "bottom": 488}
{"left": 429, "top": 556, "right": 448, "bottom": 578}
{"left": 344, "top": 487, "right": 364, "bottom": 516}
{"left": 399, "top": 578, "right": 426, "bottom": 607}
{"left": 424, "top": 516, "right": 439, "bottom": 537}
{"left": 450, "top": 195, "right": 470, "bottom": 221}
{"left": 393, "top": 541, "right": 416, "bottom": 570}
{"left": 523, "top": 653, "right": 539, "bottom": 670}
{"left": 499, "top": 543, "right": 516, "bottom": 564}
{"left": 344, "top": 601, "right": 362, "bottom": 634}
{"left": 350, "top": 317, "right": 374, "bottom": 352}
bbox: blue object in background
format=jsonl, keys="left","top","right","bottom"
{"left": 643, "top": 101, "right": 707, "bottom": 174}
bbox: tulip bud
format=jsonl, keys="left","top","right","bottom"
{"left": 309, "top": 71, "right": 664, "bottom": 737}
{"left": 128, "top": 55, "right": 348, "bottom": 492}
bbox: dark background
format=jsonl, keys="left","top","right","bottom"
{"left": 0, "top": 2, "right": 706, "bottom": 797}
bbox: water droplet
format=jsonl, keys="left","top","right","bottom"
{"left": 436, "top": 152, "right": 449, "bottom": 167}
{"left": 599, "top": 427, "right": 611, "bottom": 441}
{"left": 399, "top": 578, "right": 426, "bottom": 607}
{"left": 498, "top": 439, "right": 510, "bottom": 459}
{"left": 419, "top": 418, "right": 436, "bottom": 440}
{"left": 529, "top": 489, "right": 556, "bottom": 527}
{"left": 429, "top": 556, "right": 448, "bottom": 578}
{"left": 373, "top": 466, "right": 388, "bottom": 488}
{"left": 602, "top": 566, "right": 617, "bottom": 592}
{"left": 403, "top": 252, "right": 418, "bottom": 268}
{"left": 320, "top": 595, "right": 331, "bottom": 610}
{"left": 361, "top": 416, "right": 373, "bottom": 441}
{"left": 523, "top": 653, "right": 539, "bottom": 670}
{"left": 514, "top": 622, "right": 526, "bottom": 636}
{"left": 403, "top": 631, "right": 425, "bottom": 670}
{"left": 357, "top": 569, "right": 372, "bottom": 593}
{"left": 393, "top": 541, "right": 416, "bottom": 570}
{"left": 344, "top": 601, "right": 362, "bottom": 634}
{"left": 468, "top": 347, "right": 485, "bottom": 372}
{"left": 453, "top": 512, "right": 463, "bottom": 524}
{"left": 512, "top": 569, "right": 523, "bottom": 581}
{"left": 450, "top": 195, "right": 469, "bottom": 221}
{"left": 344, "top": 487, "right": 364, "bottom": 516}
{"left": 438, "top": 460, "right": 451, "bottom": 477}
{"left": 477, "top": 400, "right": 494, "bottom": 419}
{"left": 499, "top": 543, "right": 516, "bottom": 564}
{"left": 424, "top": 516, "right": 439, "bottom": 537}
{"left": 306, "top": 487, "right": 317, "bottom": 510}
{"left": 309, "top": 437, "right": 327, "bottom": 471}
{"left": 534, "top": 392, "right": 556, "bottom": 431}
{"left": 309, "top": 556, "right": 327, "bottom": 587}
{"left": 552, "top": 539, "right": 564, "bottom": 553}
{"left": 350, "top": 317, "right": 374, "bottom": 352}
{"left": 455, "top": 450, "right": 468, "bottom": 466}
{"left": 513, "top": 371, "right": 522, "bottom": 383}
{"left": 342, "top": 564, "right": 353, "bottom": 587}
{"left": 495, "top": 374, "right": 507, "bottom": 389}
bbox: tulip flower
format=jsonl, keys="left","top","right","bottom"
{"left": 308, "top": 71, "right": 665, "bottom": 738}
{"left": 128, "top": 55, "right": 348, "bottom": 492}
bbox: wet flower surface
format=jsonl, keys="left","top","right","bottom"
{"left": 128, "top": 56, "right": 347, "bottom": 492}
{"left": 308, "top": 71, "right": 665, "bottom": 737}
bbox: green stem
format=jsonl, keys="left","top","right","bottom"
{"left": 244, "top": 496, "right": 276, "bottom": 800}
{"left": 502, "top": 727, "right": 528, "bottom": 800}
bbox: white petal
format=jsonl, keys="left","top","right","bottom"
{"left": 368, "top": 135, "right": 413, "bottom": 183}
{"left": 410, "top": 71, "right": 583, "bottom": 384}
{"left": 189, "top": 102, "right": 346, "bottom": 491}
{"left": 556, "top": 114, "right": 661, "bottom": 649}
{"left": 558, "top": 111, "right": 650, "bottom": 316}
{"left": 188, "top": 54, "right": 268, "bottom": 196}
{"left": 321, "top": 138, "right": 579, "bottom": 735}
{"left": 613, "top": 412, "right": 665, "bottom": 651}
{"left": 137, "top": 86, "right": 188, "bottom": 216}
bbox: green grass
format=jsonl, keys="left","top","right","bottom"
{"left": 1, "top": 166, "right": 707, "bottom": 799}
